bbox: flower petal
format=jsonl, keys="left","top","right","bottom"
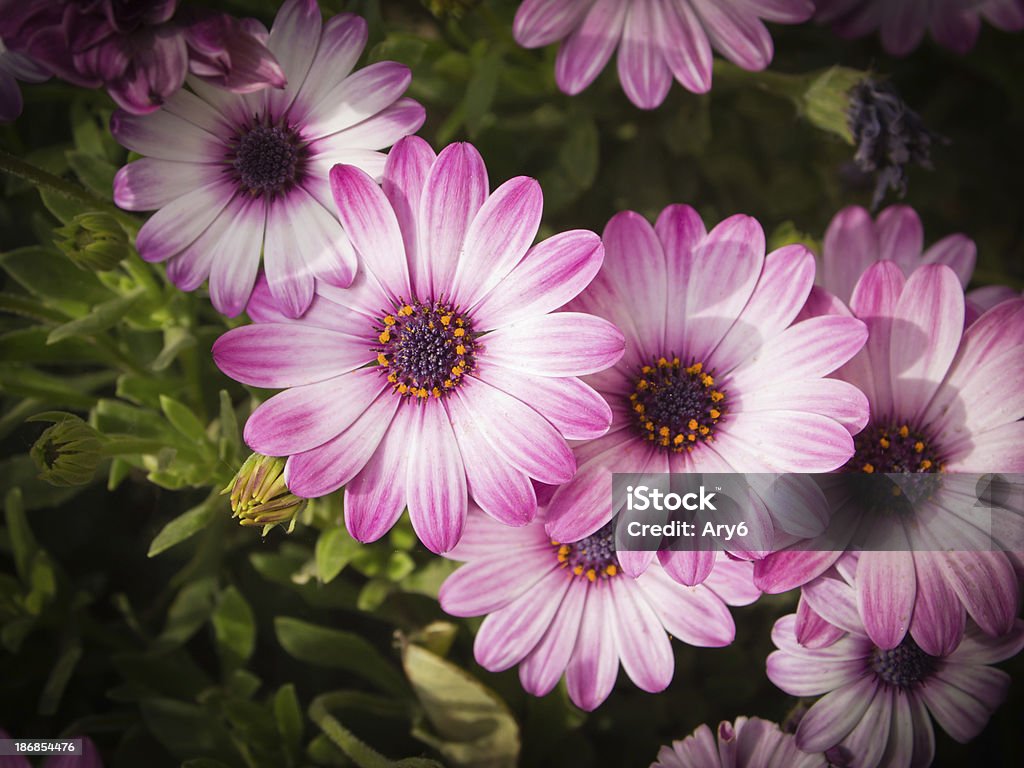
{"left": 513, "top": 0, "right": 592, "bottom": 48}
{"left": 554, "top": 0, "right": 629, "bottom": 95}
{"left": 821, "top": 205, "right": 878, "bottom": 302}
{"left": 382, "top": 136, "right": 436, "bottom": 293}
{"left": 566, "top": 587, "right": 620, "bottom": 711}
{"left": 519, "top": 578, "right": 588, "bottom": 696}
{"left": 618, "top": 0, "right": 673, "bottom": 109}
{"left": 610, "top": 576, "right": 674, "bottom": 691}
{"left": 857, "top": 549, "right": 916, "bottom": 649}
{"left": 406, "top": 402, "right": 468, "bottom": 554}
{"left": 484, "top": 313, "right": 626, "bottom": 377}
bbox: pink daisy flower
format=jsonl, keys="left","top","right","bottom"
{"left": 544, "top": 205, "right": 869, "bottom": 585}
{"left": 512, "top": 0, "right": 814, "bottom": 109}
{"left": 815, "top": 0, "right": 1024, "bottom": 56}
{"left": 112, "top": 0, "right": 425, "bottom": 317}
{"left": 213, "top": 137, "right": 625, "bottom": 554}
{"left": 438, "top": 504, "right": 760, "bottom": 711}
{"left": 767, "top": 567, "right": 1024, "bottom": 767}
{"left": 816, "top": 205, "right": 976, "bottom": 306}
{"left": 967, "top": 284, "right": 1022, "bottom": 324}
{"left": 757, "top": 263, "right": 1024, "bottom": 655}
{"left": 651, "top": 717, "right": 828, "bottom": 768}
{"left": 0, "top": 38, "right": 48, "bottom": 122}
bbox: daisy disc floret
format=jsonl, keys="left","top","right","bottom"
{"left": 112, "top": 0, "right": 426, "bottom": 317}
{"left": 545, "top": 205, "right": 869, "bottom": 585}
{"left": 513, "top": 0, "right": 814, "bottom": 109}
{"left": 439, "top": 504, "right": 760, "bottom": 711}
{"left": 213, "top": 137, "right": 625, "bottom": 554}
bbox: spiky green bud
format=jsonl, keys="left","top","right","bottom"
{"left": 55, "top": 212, "right": 130, "bottom": 271}
{"left": 223, "top": 453, "right": 307, "bottom": 535}
{"left": 29, "top": 412, "right": 103, "bottom": 486}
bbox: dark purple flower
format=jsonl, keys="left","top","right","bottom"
{"left": 0, "top": 0, "right": 284, "bottom": 114}
{"left": 0, "top": 38, "right": 49, "bottom": 122}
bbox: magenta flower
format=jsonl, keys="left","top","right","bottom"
{"left": 651, "top": 716, "right": 827, "bottom": 768}
{"left": 0, "top": 37, "right": 48, "bottom": 122}
{"left": 767, "top": 572, "right": 1024, "bottom": 767}
{"left": 757, "top": 263, "right": 1024, "bottom": 655}
{"left": 214, "top": 137, "right": 625, "bottom": 553}
{"left": 512, "top": 0, "right": 814, "bottom": 109}
{"left": 439, "top": 505, "right": 760, "bottom": 711}
{"left": 544, "top": 205, "right": 868, "bottom": 585}
{"left": 0, "top": 0, "right": 285, "bottom": 114}
{"left": 113, "top": 0, "right": 424, "bottom": 317}
{"left": 816, "top": 204, "right": 976, "bottom": 306}
{"left": 815, "top": 0, "right": 1024, "bottom": 56}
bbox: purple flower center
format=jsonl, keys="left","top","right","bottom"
{"left": 629, "top": 358, "right": 725, "bottom": 452}
{"left": 374, "top": 301, "right": 476, "bottom": 399}
{"left": 847, "top": 423, "right": 943, "bottom": 474}
{"left": 553, "top": 521, "right": 619, "bottom": 582}
{"left": 870, "top": 637, "right": 936, "bottom": 687}
{"left": 230, "top": 124, "right": 305, "bottom": 197}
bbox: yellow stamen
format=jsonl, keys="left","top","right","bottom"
{"left": 688, "top": 419, "right": 698, "bottom": 431}
{"left": 920, "top": 459, "right": 933, "bottom": 470}
{"left": 605, "top": 565, "right": 617, "bottom": 577}
{"left": 710, "top": 409, "right": 721, "bottom": 420}
{"left": 378, "top": 330, "right": 391, "bottom": 344}
{"left": 383, "top": 315, "right": 396, "bottom": 326}
{"left": 586, "top": 569, "right": 597, "bottom": 582}
{"left": 453, "top": 327, "right": 465, "bottom": 337}
{"left": 898, "top": 425, "right": 910, "bottom": 438}
{"left": 914, "top": 441, "right": 924, "bottom": 453}
{"left": 863, "top": 463, "right": 875, "bottom": 474}
{"left": 879, "top": 437, "right": 890, "bottom": 449}
{"left": 377, "top": 353, "right": 389, "bottom": 367}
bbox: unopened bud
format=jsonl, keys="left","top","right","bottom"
{"left": 29, "top": 412, "right": 103, "bottom": 486}
{"left": 55, "top": 212, "right": 130, "bottom": 271}
{"left": 800, "top": 66, "right": 865, "bottom": 143}
{"left": 223, "top": 453, "right": 306, "bottom": 535}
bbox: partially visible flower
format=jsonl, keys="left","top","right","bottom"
{"left": 214, "top": 137, "right": 624, "bottom": 553}
{"left": 223, "top": 453, "right": 307, "bottom": 535}
{"left": 545, "top": 205, "right": 868, "bottom": 585}
{"left": 757, "top": 264, "right": 1024, "bottom": 655}
{"left": 651, "top": 716, "right": 828, "bottom": 768}
{"left": 0, "top": 37, "right": 48, "bottom": 122}
{"left": 768, "top": 576, "right": 1024, "bottom": 767}
{"left": 29, "top": 412, "right": 103, "bottom": 487}
{"left": 43, "top": 737, "right": 104, "bottom": 768}
{"left": 113, "top": 0, "right": 425, "bottom": 317}
{"left": 967, "top": 284, "right": 1022, "bottom": 324}
{"left": 439, "top": 506, "right": 760, "bottom": 711}
{"left": 847, "top": 78, "right": 940, "bottom": 210}
{"left": 0, "top": 0, "right": 284, "bottom": 114}
{"left": 815, "top": 0, "right": 1024, "bottom": 56}
{"left": 816, "top": 204, "right": 975, "bottom": 305}
{"left": 54, "top": 212, "right": 131, "bottom": 272}
{"left": 513, "top": 0, "right": 814, "bottom": 109}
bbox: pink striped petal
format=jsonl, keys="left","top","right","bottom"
{"left": 286, "top": 13, "right": 367, "bottom": 124}
{"left": 440, "top": 550, "right": 553, "bottom": 617}
{"left": 519, "top": 578, "right": 588, "bottom": 696}
{"left": 821, "top": 205, "right": 878, "bottom": 302}
{"left": 406, "top": 403, "right": 467, "bottom": 554}
{"left": 452, "top": 176, "right": 543, "bottom": 309}
{"left": 876, "top": 204, "right": 924, "bottom": 273}
{"left": 329, "top": 164, "right": 410, "bottom": 301}
{"left": 659, "top": 0, "right": 712, "bottom": 93}
{"left": 857, "top": 549, "right": 916, "bottom": 649}
{"left": 447, "top": 394, "right": 537, "bottom": 526}
{"left": 656, "top": 203, "right": 706, "bottom": 356}
{"left": 420, "top": 142, "right": 488, "bottom": 299}
{"left": 610, "top": 577, "right": 674, "bottom": 691}
{"left": 658, "top": 547, "right": 716, "bottom": 587}
{"left": 513, "top": 0, "right": 591, "bottom": 47}
{"left": 135, "top": 179, "right": 233, "bottom": 263}
{"left": 207, "top": 195, "right": 266, "bottom": 317}
{"left": 484, "top": 313, "right": 625, "bottom": 377}
{"left": 456, "top": 378, "right": 576, "bottom": 484}
{"left": 344, "top": 403, "right": 415, "bottom": 543}
{"left": 922, "top": 233, "right": 975, "bottom": 287}
{"left": 244, "top": 368, "right": 384, "bottom": 456}
{"left": 474, "top": 567, "right": 571, "bottom": 671}
{"left": 795, "top": 595, "right": 847, "bottom": 649}
{"left": 114, "top": 158, "right": 221, "bottom": 211}
{"left": 837, "top": 684, "right": 893, "bottom": 768}
{"left": 754, "top": 549, "right": 842, "bottom": 593}
{"left": 566, "top": 588, "right": 620, "bottom": 711}
{"left": 766, "top": 648, "right": 865, "bottom": 697}
{"left": 212, "top": 324, "right": 370, "bottom": 388}
{"left": 638, "top": 566, "right": 736, "bottom": 646}
{"left": 908, "top": 549, "right": 966, "bottom": 657}
{"left": 713, "top": 410, "right": 855, "bottom": 472}
{"left": 382, "top": 136, "right": 436, "bottom": 294}
{"left": 301, "top": 61, "right": 412, "bottom": 140}
{"left": 880, "top": 0, "right": 929, "bottom": 55}
{"left": 316, "top": 97, "right": 425, "bottom": 153}
{"left": 691, "top": 0, "right": 773, "bottom": 70}
{"left": 736, "top": 378, "right": 869, "bottom": 434}
{"left": 618, "top": 0, "right": 673, "bottom": 109}
{"left": 794, "top": 675, "right": 877, "bottom": 751}
{"left": 554, "top": 0, "right": 629, "bottom": 95}
{"left": 110, "top": 108, "right": 222, "bottom": 163}
{"left": 471, "top": 229, "right": 604, "bottom": 330}
{"left": 285, "top": 389, "right": 399, "bottom": 497}
{"left": 264, "top": 0, "right": 323, "bottom": 120}
{"left": 937, "top": 550, "right": 1018, "bottom": 638}
{"left": 918, "top": 668, "right": 1009, "bottom": 743}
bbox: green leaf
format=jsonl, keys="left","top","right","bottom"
{"left": 3, "top": 487, "right": 36, "bottom": 581}
{"left": 212, "top": 586, "right": 255, "bottom": 671}
{"left": 0, "top": 364, "right": 106, "bottom": 408}
{"left": 148, "top": 492, "right": 222, "bottom": 557}
{"left": 38, "top": 643, "right": 83, "bottom": 715}
{"left": 274, "top": 617, "right": 408, "bottom": 697}
{"left": 66, "top": 150, "right": 118, "bottom": 196}
{"left": 274, "top": 684, "right": 304, "bottom": 762}
{"left": 0, "top": 246, "right": 112, "bottom": 305}
{"left": 160, "top": 394, "right": 209, "bottom": 444}
{"left": 315, "top": 528, "right": 359, "bottom": 584}
{"left": 217, "top": 389, "right": 240, "bottom": 464}
{"left": 157, "top": 577, "right": 218, "bottom": 648}
{"left": 402, "top": 643, "right": 519, "bottom": 768}
{"left": 47, "top": 290, "right": 143, "bottom": 344}
{"left": 0, "top": 327, "right": 121, "bottom": 366}
{"left": 152, "top": 326, "right": 196, "bottom": 372}
{"left": 463, "top": 46, "right": 501, "bottom": 136}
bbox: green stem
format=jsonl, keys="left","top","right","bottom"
{"left": 0, "top": 149, "right": 137, "bottom": 226}
{"left": 712, "top": 60, "right": 809, "bottom": 103}
{"left": 99, "top": 436, "right": 172, "bottom": 456}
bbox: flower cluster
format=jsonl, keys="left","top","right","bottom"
{"left": 2, "top": 1, "right": 1022, "bottom": 767}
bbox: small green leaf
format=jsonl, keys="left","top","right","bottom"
{"left": 3, "top": 487, "right": 36, "bottom": 581}
{"left": 159, "top": 394, "right": 208, "bottom": 443}
{"left": 66, "top": 150, "right": 118, "bottom": 196}
{"left": 274, "top": 617, "right": 408, "bottom": 697}
{"left": 152, "top": 326, "right": 197, "bottom": 372}
{"left": 315, "top": 528, "right": 358, "bottom": 584}
{"left": 47, "top": 290, "right": 143, "bottom": 344}
{"left": 0, "top": 246, "right": 113, "bottom": 304}
{"left": 148, "top": 492, "right": 222, "bottom": 557}
{"left": 274, "top": 683, "right": 304, "bottom": 761}
{"left": 463, "top": 47, "right": 501, "bottom": 136}
{"left": 212, "top": 586, "right": 255, "bottom": 671}
{"left": 38, "top": 643, "right": 83, "bottom": 715}
{"left": 158, "top": 577, "right": 218, "bottom": 648}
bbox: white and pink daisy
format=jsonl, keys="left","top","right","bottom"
{"left": 651, "top": 716, "right": 828, "bottom": 768}
{"left": 513, "top": 0, "right": 814, "bottom": 109}
{"left": 757, "top": 263, "right": 1024, "bottom": 655}
{"left": 815, "top": 0, "right": 1024, "bottom": 56}
{"left": 213, "top": 137, "right": 625, "bottom": 554}
{"left": 767, "top": 567, "right": 1024, "bottom": 767}
{"left": 545, "top": 205, "right": 869, "bottom": 585}
{"left": 815, "top": 204, "right": 976, "bottom": 306}
{"left": 439, "top": 504, "right": 760, "bottom": 711}
{"left": 112, "top": 0, "right": 425, "bottom": 317}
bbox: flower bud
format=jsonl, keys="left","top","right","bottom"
{"left": 29, "top": 412, "right": 103, "bottom": 486}
{"left": 800, "top": 66, "right": 865, "bottom": 144}
{"left": 223, "top": 453, "right": 307, "bottom": 535}
{"left": 55, "top": 212, "right": 130, "bottom": 271}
